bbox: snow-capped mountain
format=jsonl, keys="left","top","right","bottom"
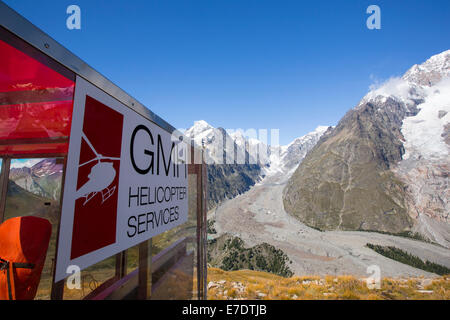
{"left": 266, "top": 126, "right": 330, "bottom": 176}
{"left": 284, "top": 49, "right": 450, "bottom": 247}
{"left": 184, "top": 120, "right": 329, "bottom": 208}
{"left": 184, "top": 120, "right": 267, "bottom": 166}
{"left": 360, "top": 51, "right": 450, "bottom": 235}
{"left": 402, "top": 49, "right": 450, "bottom": 86}
{"left": 184, "top": 121, "right": 329, "bottom": 175}
{"left": 361, "top": 51, "right": 450, "bottom": 162}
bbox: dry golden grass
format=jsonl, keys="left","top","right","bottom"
{"left": 207, "top": 268, "right": 450, "bottom": 300}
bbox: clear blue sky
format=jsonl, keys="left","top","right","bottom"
{"left": 4, "top": 0, "right": 450, "bottom": 144}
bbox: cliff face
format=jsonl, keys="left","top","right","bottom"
{"left": 207, "top": 163, "right": 262, "bottom": 209}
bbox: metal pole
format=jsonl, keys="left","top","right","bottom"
{"left": 51, "top": 157, "right": 68, "bottom": 300}
{"left": 201, "top": 150, "right": 208, "bottom": 300}
{"left": 138, "top": 239, "right": 152, "bottom": 299}
{"left": 0, "top": 157, "right": 11, "bottom": 223}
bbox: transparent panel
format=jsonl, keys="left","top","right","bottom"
{"left": 151, "top": 173, "right": 198, "bottom": 300}
{"left": 151, "top": 174, "right": 198, "bottom": 255}
{"left": 63, "top": 255, "right": 117, "bottom": 300}
{"left": 126, "top": 244, "right": 140, "bottom": 274}
{"left": 3, "top": 157, "right": 63, "bottom": 300}
{"left": 151, "top": 252, "right": 195, "bottom": 300}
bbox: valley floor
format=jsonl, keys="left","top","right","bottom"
{"left": 212, "top": 172, "right": 450, "bottom": 278}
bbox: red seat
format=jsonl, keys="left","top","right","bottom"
{"left": 0, "top": 216, "right": 51, "bottom": 300}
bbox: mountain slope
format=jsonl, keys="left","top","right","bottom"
{"left": 5, "top": 180, "right": 59, "bottom": 224}
{"left": 283, "top": 50, "right": 450, "bottom": 244}
{"left": 9, "top": 158, "right": 63, "bottom": 201}
{"left": 266, "top": 126, "right": 331, "bottom": 176}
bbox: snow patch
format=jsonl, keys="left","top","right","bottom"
{"left": 361, "top": 77, "right": 424, "bottom": 107}
{"left": 402, "top": 77, "right": 450, "bottom": 160}
{"left": 10, "top": 158, "right": 45, "bottom": 169}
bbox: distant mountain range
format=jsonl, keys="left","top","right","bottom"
{"left": 5, "top": 179, "right": 59, "bottom": 223}
{"left": 283, "top": 50, "right": 450, "bottom": 247}
{"left": 184, "top": 121, "right": 329, "bottom": 208}
{"left": 9, "top": 158, "right": 63, "bottom": 201}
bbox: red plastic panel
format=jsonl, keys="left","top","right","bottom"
{"left": 0, "top": 143, "right": 68, "bottom": 156}
{"left": 0, "top": 29, "right": 75, "bottom": 156}
{"left": 0, "top": 101, "right": 73, "bottom": 140}
{"left": 0, "top": 37, "right": 74, "bottom": 92}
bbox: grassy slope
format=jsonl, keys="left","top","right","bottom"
{"left": 207, "top": 268, "right": 450, "bottom": 300}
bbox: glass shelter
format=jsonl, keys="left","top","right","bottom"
{"left": 0, "top": 2, "right": 208, "bottom": 300}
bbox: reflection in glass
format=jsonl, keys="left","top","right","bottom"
{"left": 3, "top": 158, "right": 63, "bottom": 300}
{"left": 0, "top": 26, "right": 75, "bottom": 156}
{"left": 126, "top": 245, "right": 139, "bottom": 274}
{"left": 63, "top": 255, "right": 117, "bottom": 300}
{"left": 150, "top": 174, "right": 198, "bottom": 300}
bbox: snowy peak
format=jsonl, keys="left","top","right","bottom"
{"left": 229, "top": 130, "right": 247, "bottom": 147}
{"left": 313, "top": 125, "right": 330, "bottom": 134}
{"left": 403, "top": 50, "right": 450, "bottom": 86}
{"left": 10, "top": 158, "right": 62, "bottom": 178}
{"left": 360, "top": 50, "right": 450, "bottom": 107}
{"left": 401, "top": 78, "right": 450, "bottom": 161}
{"left": 184, "top": 121, "right": 328, "bottom": 173}
{"left": 32, "top": 159, "right": 63, "bottom": 177}
{"left": 185, "top": 121, "right": 258, "bottom": 165}
{"left": 267, "top": 126, "right": 330, "bottom": 175}
{"left": 358, "top": 50, "right": 450, "bottom": 162}
{"left": 184, "top": 120, "right": 214, "bottom": 138}
{"left": 286, "top": 126, "right": 329, "bottom": 148}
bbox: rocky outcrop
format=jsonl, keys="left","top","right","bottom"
{"left": 207, "top": 163, "right": 261, "bottom": 209}
{"left": 207, "top": 234, "right": 293, "bottom": 277}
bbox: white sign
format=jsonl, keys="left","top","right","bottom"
{"left": 55, "top": 76, "right": 188, "bottom": 282}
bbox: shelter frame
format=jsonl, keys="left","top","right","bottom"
{"left": 0, "top": 2, "right": 208, "bottom": 300}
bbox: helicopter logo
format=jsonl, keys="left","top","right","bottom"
{"left": 76, "top": 132, "right": 120, "bottom": 205}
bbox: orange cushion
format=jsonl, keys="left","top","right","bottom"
{"left": 0, "top": 216, "right": 51, "bottom": 300}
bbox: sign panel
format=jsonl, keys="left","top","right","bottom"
{"left": 55, "top": 76, "right": 188, "bottom": 282}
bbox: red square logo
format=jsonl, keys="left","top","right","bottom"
{"left": 70, "top": 95, "right": 123, "bottom": 259}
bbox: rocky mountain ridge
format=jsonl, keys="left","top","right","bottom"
{"left": 184, "top": 121, "right": 328, "bottom": 208}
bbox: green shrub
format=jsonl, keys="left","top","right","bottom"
{"left": 366, "top": 243, "right": 450, "bottom": 275}
{"left": 217, "top": 236, "right": 293, "bottom": 277}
